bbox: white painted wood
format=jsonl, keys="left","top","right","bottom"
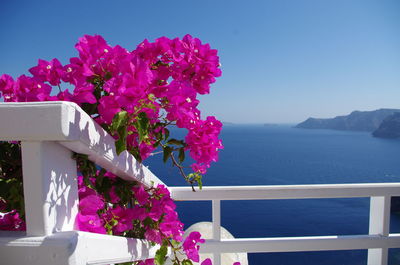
{"left": 200, "top": 234, "right": 400, "bottom": 254}
{"left": 212, "top": 200, "right": 221, "bottom": 241}
{"left": 171, "top": 183, "right": 400, "bottom": 201}
{"left": 21, "top": 141, "right": 79, "bottom": 236}
{"left": 0, "top": 231, "right": 159, "bottom": 265}
{"left": 0, "top": 102, "right": 73, "bottom": 141}
{"left": 0, "top": 101, "right": 165, "bottom": 188}
{"left": 212, "top": 200, "right": 221, "bottom": 265}
{"left": 367, "top": 196, "right": 391, "bottom": 265}
{"left": 173, "top": 185, "right": 400, "bottom": 262}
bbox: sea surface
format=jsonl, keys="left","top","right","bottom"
{"left": 145, "top": 125, "right": 400, "bottom": 265}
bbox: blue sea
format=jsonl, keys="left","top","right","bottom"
{"left": 145, "top": 125, "right": 400, "bottom": 265}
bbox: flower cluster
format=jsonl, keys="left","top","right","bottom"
{"left": 76, "top": 172, "right": 184, "bottom": 241}
{"left": 73, "top": 166, "right": 233, "bottom": 265}
{"left": 0, "top": 35, "right": 228, "bottom": 265}
{"left": 0, "top": 34, "right": 223, "bottom": 176}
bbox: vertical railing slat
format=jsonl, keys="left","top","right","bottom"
{"left": 367, "top": 196, "right": 391, "bottom": 265}
{"left": 212, "top": 199, "right": 221, "bottom": 265}
{"left": 21, "top": 141, "right": 79, "bottom": 236}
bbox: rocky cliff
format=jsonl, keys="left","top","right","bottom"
{"left": 372, "top": 112, "right": 400, "bottom": 138}
{"left": 296, "top": 109, "right": 400, "bottom": 132}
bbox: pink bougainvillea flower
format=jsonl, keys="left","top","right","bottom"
{"left": 77, "top": 176, "right": 97, "bottom": 199}
{"left": 131, "top": 205, "right": 148, "bottom": 221}
{"left": 147, "top": 199, "right": 164, "bottom": 221}
{"left": 137, "top": 259, "right": 155, "bottom": 265}
{"left": 14, "top": 75, "right": 52, "bottom": 102}
{"left": 79, "top": 194, "right": 104, "bottom": 215}
{"left": 75, "top": 213, "right": 106, "bottom": 234}
{"left": 144, "top": 228, "right": 162, "bottom": 244}
{"left": 108, "top": 186, "right": 121, "bottom": 204}
{"left": 0, "top": 74, "right": 15, "bottom": 101}
{"left": 29, "top": 58, "right": 64, "bottom": 86}
{"left": 0, "top": 210, "right": 26, "bottom": 231}
{"left": 56, "top": 89, "right": 74, "bottom": 101}
{"left": 159, "top": 219, "right": 183, "bottom": 242}
{"left": 154, "top": 184, "right": 171, "bottom": 197}
{"left": 201, "top": 258, "right": 213, "bottom": 265}
{"left": 98, "top": 95, "right": 121, "bottom": 124}
{"left": 75, "top": 35, "right": 111, "bottom": 64}
{"left": 107, "top": 206, "right": 136, "bottom": 235}
{"left": 72, "top": 84, "right": 97, "bottom": 104}
{"left": 185, "top": 116, "right": 223, "bottom": 174}
{"left": 133, "top": 185, "right": 149, "bottom": 206}
{"left": 183, "top": 231, "right": 206, "bottom": 262}
{"left": 138, "top": 140, "right": 156, "bottom": 161}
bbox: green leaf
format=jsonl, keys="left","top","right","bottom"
{"left": 115, "top": 137, "right": 126, "bottom": 155}
{"left": 142, "top": 103, "right": 157, "bottom": 110}
{"left": 111, "top": 111, "right": 128, "bottom": 133}
{"left": 167, "top": 138, "right": 184, "bottom": 146}
{"left": 163, "top": 146, "right": 173, "bottom": 163}
{"left": 153, "top": 140, "right": 161, "bottom": 148}
{"left": 104, "top": 72, "right": 112, "bottom": 80}
{"left": 136, "top": 112, "right": 149, "bottom": 143}
{"left": 197, "top": 176, "right": 203, "bottom": 190}
{"left": 182, "top": 259, "right": 193, "bottom": 265}
{"left": 164, "top": 128, "right": 170, "bottom": 141}
{"left": 148, "top": 93, "right": 156, "bottom": 101}
{"left": 178, "top": 148, "right": 185, "bottom": 163}
{"left": 130, "top": 147, "right": 142, "bottom": 163}
{"left": 115, "top": 125, "right": 128, "bottom": 155}
{"left": 154, "top": 244, "right": 168, "bottom": 265}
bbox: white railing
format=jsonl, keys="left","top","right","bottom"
{"left": 171, "top": 184, "right": 400, "bottom": 265}
{"left": 0, "top": 101, "right": 399, "bottom": 265}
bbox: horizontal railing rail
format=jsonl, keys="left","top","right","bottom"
{"left": 170, "top": 184, "right": 400, "bottom": 265}
{"left": 200, "top": 234, "right": 400, "bottom": 253}
{"left": 0, "top": 101, "right": 165, "bottom": 188}
{"left": 0, "top": 231, "right": 159, "bottom": 265}
{"left": 171, "top": 183, "right": 400, "bottom": 200}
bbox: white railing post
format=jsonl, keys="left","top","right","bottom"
{"left": 212, "top": 199, "right": 221, "bottom": 265}
{"left": 367, "top": 196, "right": 391, "bottom": 265}
{"left": 21, "top": 141, "right": 79, "bottom": 236}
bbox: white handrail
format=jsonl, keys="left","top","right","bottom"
{"left": 0, "top": 231, "right": 160, "bottom": 265}
{"left": 200, "top": 234, "right": 400, "bottom": 253}
{"left": 170, "top": 183, "right": 400, "bottom": 200}
{"left": 0, "top": 101, "right": 165, "bottom": 188}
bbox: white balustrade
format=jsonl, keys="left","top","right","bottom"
{"left": 0, "top": 102, "right": 163, "bottom": 265}
{"left": 0, "top": 102, "right": 399, "bottom": 265}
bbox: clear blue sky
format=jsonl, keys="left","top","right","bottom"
{"left": 1, "top": 0, "right": 399, "bottom": 123}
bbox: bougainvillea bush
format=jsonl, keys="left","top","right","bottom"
{"left": 0, "top": 34, "right": 227, "bottom": 265}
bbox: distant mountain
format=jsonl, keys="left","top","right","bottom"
{"left": 222, "top": 121, "right": 235, "bottom": 125}
{"left": 373, "top": 112, "right": 400, "bottom": 138}
{"left": 263, "top": 123, "right": 278, "bottom": 127}
{"left": 295, "top": 109, "right": 400, "bottom": 132}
